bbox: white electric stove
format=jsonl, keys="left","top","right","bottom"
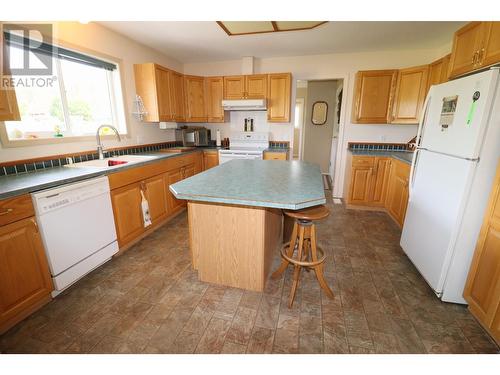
{"left": 218, "top": 132, "right": 269, "bottom": 164}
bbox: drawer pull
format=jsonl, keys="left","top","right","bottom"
{"left": 0, "top": 208, "right": 13, "bottom": 216}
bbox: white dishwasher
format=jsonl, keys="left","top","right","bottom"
{"left": 31, "top": 176, "right": 118, "bottom": 296}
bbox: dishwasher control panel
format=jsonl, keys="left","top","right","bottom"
{"left": 31, "top": 176, "right": 110, "bottom": 215}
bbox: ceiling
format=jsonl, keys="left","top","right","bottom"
{"left": 99, "top": 21, "right": 465, "bottom": 64}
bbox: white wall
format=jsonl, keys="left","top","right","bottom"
{"left": 184, "top": 47, "right": 449, "bottom": 197}
{"left": 0, "top": 22, "right": 181, "bottom": 163}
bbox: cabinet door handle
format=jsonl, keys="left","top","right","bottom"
{"left": 478, "top": 48, "right": 485, "bottom": 65}
{"left": 0, "top": 208, "right": 13, "bottom": 216}
{"left": 472, "top": 51, "right": 478, "bottom": 65}
{"left": 31, "top": 218, "right": 39, "bottom": 233}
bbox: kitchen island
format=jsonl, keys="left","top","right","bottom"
{"left": 170, "top": 159, "right": 325, "bottom": 291}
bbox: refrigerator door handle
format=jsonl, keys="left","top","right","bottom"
{"left": 409, "top": 148, "right": 420, "bottom": 198}
{"left": 415, "top": 88, "right": 432, "bottom": 148}
{"left": 409, "top": 89, "right": 432, "bottom": 198}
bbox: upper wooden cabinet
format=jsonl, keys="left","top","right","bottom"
{"left": 205, "top": 77, "right": 226, "bottom": 123}
{"left": 449, "top": 22, "right": 500, "bottom": 79}
{"left": 170, "top": 71, "right": 186, "bottom": 122}
{"left": 134, "top": 63, "right": 173, "bottom": 122}
{"left": 427, "top": 54, "right": 451, "bottom": 90}
{"left": 391, "top": 65, "right": 429, "bottom": 124}
{"left": 184, "top": 75, "right": 207, "bottom": 123}
{"left": 352, "top": 70, "right": 397, "bottom": 124}
{"left": 464, "top": 160, "right": 500, "bottom": 345}
{"left": 0, "top": 88, "right": 20, "bottom": 121}
{"left": 223, "top": 76, "right": 245, "bottom": 99}
{"left": 480, "top": 22, "right": 500, "bottom": 68}
{"left": 245, "top": 74, "right": 267, "bottom": 99}
{"left": 267, "top": 73, "right": 291, "bottom": 123}
{"left": 223, "top": 74, "right": 267, "bottom": 99}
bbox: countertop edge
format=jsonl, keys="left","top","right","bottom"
{"left": 0, "top": 149, "right": 204, "bottom": 200}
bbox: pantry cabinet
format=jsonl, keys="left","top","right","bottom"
{"left": 391, "top": 65, "right": 429, "bottom": 124}
{"left": 267, "top": 73, "right": 291, "bottom": 123}
{"left": 0, "top": 213, "right": 53, "bottom": 334}
{"left": 449, "top": 21, "right": 500, "bottom": 79}
{"left": 464, "top": 160, "right": 500, "bottom": 345}
{"left": 205, "top": 77, "right": 226, "bottom": 123}
{"left": 184, "top": 75, "right": 207, "bottom": 122}
{"left": 385, "top": 159, "right": 410, "bottom": 226}
{"left": 170, "top": 70, "right": 186, "bottom": 122}
{"left": 352, "top": 70, "right": 397, "bottom": 124}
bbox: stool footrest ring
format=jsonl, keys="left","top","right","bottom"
{"left": 280, "top": 246, "right": 326, "bottom": 268}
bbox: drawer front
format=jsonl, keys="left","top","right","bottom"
{"left": 352, "top": 156, "right": 375, "bottom": 168}
{"left": 263, "top": 152, "right": 287, "bottom": 160}
{"left": 0, "top": 195, "right": 35, "bottom": 226}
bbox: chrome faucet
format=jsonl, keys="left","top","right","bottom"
{"left": 96, "top": 125, "right": 121, "bottom": 160}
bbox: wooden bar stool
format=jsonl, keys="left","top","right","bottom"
{"left": 272, "top": 205, "right": 334, "bottom": 307}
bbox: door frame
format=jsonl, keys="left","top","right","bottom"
{"left": 295, "top": 97, "right": 305, "bottom": 160}
{"left": 292, "top": 76, "right": 349, "bottom": 198}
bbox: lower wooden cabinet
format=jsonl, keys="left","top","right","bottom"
{"left": 203, "top": 151, "right": 219, "bottom": 170}
{"left": 371, "top": 157, "right": 392, "bottom": 205}
{"left": 347, "top": 155, "right": 410, "bottom": 227}
{"left": 385, "top": 159, "right": 410, "bottom": 226}
{"left": 165, "top": 167, "right": 186, "bottom": 215}
{"left": 143, "top": 175, "right": 168, "bottom": 224}
{"left": 0, "top": 217, "right": 53, "bottom": 334}
{"left": 110, "top": 152, "right": 203, "bottom": 248}
{"left": 111, "top": 182, "right": 145, "bottom": 247}
{"left": 263, "top": 151, "right": 288, "bottom": 160}
{"left": 463, "top": 160, "right": 500, "bottom": 344}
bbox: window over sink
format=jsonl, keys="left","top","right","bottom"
{"left": 1, "top": 30, "right": 127, "bottom": 145}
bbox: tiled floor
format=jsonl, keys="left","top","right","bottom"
{"left": 1, "top": 197, "right": 498, "bottom": 354}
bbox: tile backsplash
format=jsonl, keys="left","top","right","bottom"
{"left": 0, "top": 141, "right": 182, "bottom": 177}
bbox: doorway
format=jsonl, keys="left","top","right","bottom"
{"left": 293, "top": 79, "right": 344, "bottom": 188}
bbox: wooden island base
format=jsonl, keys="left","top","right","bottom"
{"left": 188, "top": 201, "right": 283, "bottom": 291}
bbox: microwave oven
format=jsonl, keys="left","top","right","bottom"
{"left": 181, "top": 128, "right": 211, "bottom": 146}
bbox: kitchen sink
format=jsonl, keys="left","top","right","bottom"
{"left": 64, "top": 154, "right": 157, "bottom": 168}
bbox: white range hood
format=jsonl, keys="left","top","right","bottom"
{"left": 221, "top": 99, "right": 267, "bottom": 111}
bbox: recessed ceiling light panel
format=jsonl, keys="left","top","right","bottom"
{"left": 217, "top": 21, "right": 327, "bottom": 36}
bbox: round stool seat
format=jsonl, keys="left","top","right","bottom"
{"left": 284, "top": 205, "right": 330, "bottom": 221}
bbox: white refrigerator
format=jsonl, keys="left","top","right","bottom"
{"left": 400, "top": 68, "right": 500, "bottom": 304}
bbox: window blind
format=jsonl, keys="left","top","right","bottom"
{"left": 4, "top": 31, "right": 117, "bottom": 71}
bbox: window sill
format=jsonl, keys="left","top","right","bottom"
{"left": 0, "top": 127, "right": 130, "bottom": 148}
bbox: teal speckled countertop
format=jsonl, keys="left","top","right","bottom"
{"left": 0, "top": 150, "right": 200, "bottom": 200}
{"left": 350, "top": 150, "right": 414, "bottom": 164}
{"left": 170, "top": 159, "right": 326, "bottom": 210}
